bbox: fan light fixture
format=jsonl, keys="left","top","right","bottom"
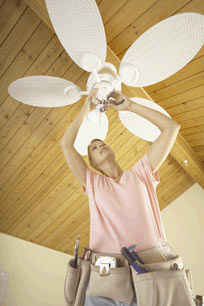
{"left": 7, "top": 0, "right": 204, "bottom": 155}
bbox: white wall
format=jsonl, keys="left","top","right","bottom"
{"left": 0, "top": 183, "right": 203, "bottom": 305}
{"left": 0, "top": 233, "right": 72, "bottom": 306}
{"left": 161, "top": 182, "right": 204, "bottom": 295}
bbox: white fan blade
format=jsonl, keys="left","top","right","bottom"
{"left": 118, "top": 98, "right": 172, "bottom": 141}
{"left": 74, "top": 111, "right": 108, "bottom": 155}
{"left": 45, "top": 0, "right": 107, "bottom": 72}
{"left": 8, "top": 76, "right": 82, "bottom": 107}
{"left": 119, "top": 13, "right": 204, "bottom": 87}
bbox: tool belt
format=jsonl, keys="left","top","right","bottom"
{"left": 64, "top": 247, "right": 194, "bottom": 306}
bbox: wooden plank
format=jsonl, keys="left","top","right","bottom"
{"left": 158, "top": 164, "right": 194, "bottom": 194}
{"left": 117, "top": 48, "right": 126, "bottom": 60}
{"left": 194, "top": 145, "right": 204, "bottom": 157}
{"left": 0, "top": 1, "right": 6, "bottom": 8}
{"left": 117, "top": 0, "right": 204, "bottom": 59}
{"left": 98, "top": 0, "right": 128, "bottom": 24}
{"left": 0, "top": 35, "right": 65, "bottom": 170}
{"left": 52, "top": 207, "right": 91, "bottom": 251}
{"left": 159, "top": 175, "right": 194, "bottom": 210}
{"left": 149, "top": 70, "right": 204, "bottom": 102}
{"left": 0, "top": 0, "right": 27, "bottom": 46}
{"left": 158, "top": 85, "right": 204, "bottom": 109}
{"left": 0, "top": 36, "right": 66, "bottom": 150}
{"left": 104, "top": 0, "right": 158, "bottom": 43}
{"left": 171, "top": 131, "right": 204, "bottom": 188}
{"left": 178, "top": 117, "right": 204, "bottom": 129}
{"left": 181, "top": 126, "right": 204, "bottom": 137}
{"left": 24, "top": 0, "right": 54, "bottom": 30}
{"left": 165, "top": 96, "right": 204, "bottom": 117}
{"left": 145, "top": 47, "right": 204, "bottom": 94}
{"left": 0, "top": 98, "right": 20, "bottom": 130}
{"left": 15, "top": 178, "right": 89, "bottom": 241}
{"left": 0, "top": 106, "right": 51, "bottom": 170}
{"left": 0, "top": 64, "right": 84, "bottom": 204}
{"left": 0, "top": 21, "right": 53, "bottom": 106}
{"left": 55, "top": 217, "right": 90, "bottom": 251}
{"left": 173, "top": 107, "right": 204, "bottom": 123}
{"left": 109, "top": 0, "right": 190, "bottom": 55}
{"left": 0, "top": 7, "right": 41, "bottom": 79}
{"left": 145, "top": 0, "right": 204, "bottom": 94}
{"left": 26, "top": 0, "right": 130, "bottom": 48}
{"left": 0, "top": 103, "right": 35, "bottom": 153}
{"left": 184, "top": 132, "right": 204, "bottom": 146}
{"left": 0, "top": 69, "right": 86, "bottom": 230}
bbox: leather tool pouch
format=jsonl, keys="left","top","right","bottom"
{"left": 64, "top": 258, "right": 91, "bottom": 306}
{"left": 130, "top": 248, "right": 195, "bottom": 306}
{"left": 86, "top": 251, "right": 134, "bottom": 305}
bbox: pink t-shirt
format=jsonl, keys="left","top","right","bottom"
{"left": 82, "top": 153, "right": 167, "bottom": 253}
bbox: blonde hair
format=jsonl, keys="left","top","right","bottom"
{"left": 87, "top": 138, "right": 106, "bottom": 174}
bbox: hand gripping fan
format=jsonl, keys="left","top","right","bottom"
{"left": 118, "top": 98, "right": 172, "bottom": 142}
{"left": 7, "top": 0, "right": 204, "bottom": 155}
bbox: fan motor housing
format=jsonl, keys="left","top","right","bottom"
{"left": 86, "top": 62, "right": 122, "bottom": 100}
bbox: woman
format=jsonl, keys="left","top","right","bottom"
{"left": 60, "top": 89, "right": 180, "bottom": 306}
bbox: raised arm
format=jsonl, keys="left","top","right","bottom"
{"left": 60, "top": 92, "right": 97, "bottom": 188}
{"left": 107, "top": 90, "right": 181, "bottom": 174}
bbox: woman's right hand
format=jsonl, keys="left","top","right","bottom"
{"left": 83, "top": 88, "right": 99, "bottom": 113}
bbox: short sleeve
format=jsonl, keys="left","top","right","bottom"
{"left": 82, "top": 167, "right": 96, "bottom": 195}
{"left": 131, "top": 153, "right": 160, "bottom": 188}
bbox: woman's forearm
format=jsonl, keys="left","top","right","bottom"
{"left": 125, "top": 99, "right": 180, "bottom": 131}
{"left": 60, "top": 105, "right": 89, "bottom": 146}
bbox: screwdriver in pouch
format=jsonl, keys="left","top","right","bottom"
{"left": 128, "top": 244, "right": 145, "bottom": 265}
{"left": 121, "top": 247, "right": 147, "bottom": 274}
{"left": 127, "top": 249, "right": 145, "bottom": 265}
{"left": 71, "top": 234, "right": 80, "bottom": 268}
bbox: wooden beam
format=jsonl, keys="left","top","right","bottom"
{"left": 23, "top": 0, "right": 204, "bottom": 189}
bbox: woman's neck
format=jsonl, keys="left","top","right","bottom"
{"left": 99, "top": 160, "right": 123, "bottom": 179}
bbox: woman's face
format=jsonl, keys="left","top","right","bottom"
{"left": 89, "top": 140, "right": 115, "bottom": 167}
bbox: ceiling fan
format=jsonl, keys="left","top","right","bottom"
{"left": 8, "top": 0, "right": 204, "bottom": 155}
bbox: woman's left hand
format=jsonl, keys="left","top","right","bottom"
{"left": 106, "top": 90, "right": 131, "bottom": 111}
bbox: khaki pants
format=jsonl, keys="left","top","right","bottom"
{"left": 64, "top": 247, "right": 195, "bottom": 306}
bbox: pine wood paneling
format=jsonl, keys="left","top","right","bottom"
{"left": 144, "top": 47, "right": 204, "bottom": 94}
{"left": 0, "top": 0, "right": 27, "bottom": 46}
{"left": 149, "top": 71, "right": 204, "bottom": 102}
{"left": 115, "top": 0, "right": 204, "bottom": 58}
{"left": 0, "top": 22, "right": 53, "bottom": 106}
{"left": 109, "top": 0, "right": 191, "bottom": 55}
{"left": 0, "top": 7, "right": 41, "bottom": 79}
{"left": 104, "top": 0, "right": 158, "bottom": 43}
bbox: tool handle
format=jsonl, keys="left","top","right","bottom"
{"left": 71, "top": 256, "right": 78, "bottom": 268}
{"left": 121, "top": 247, "right": 134, "bottom": 264}
{"left": 121, "top": 247, "right": 146, "bottom": 274}
{"left": 130, "top": 251, "right": 145, "bottom": 264}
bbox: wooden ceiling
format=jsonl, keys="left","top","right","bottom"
{"left": 0, "top": 0, "right": 204, "bottom": 256}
